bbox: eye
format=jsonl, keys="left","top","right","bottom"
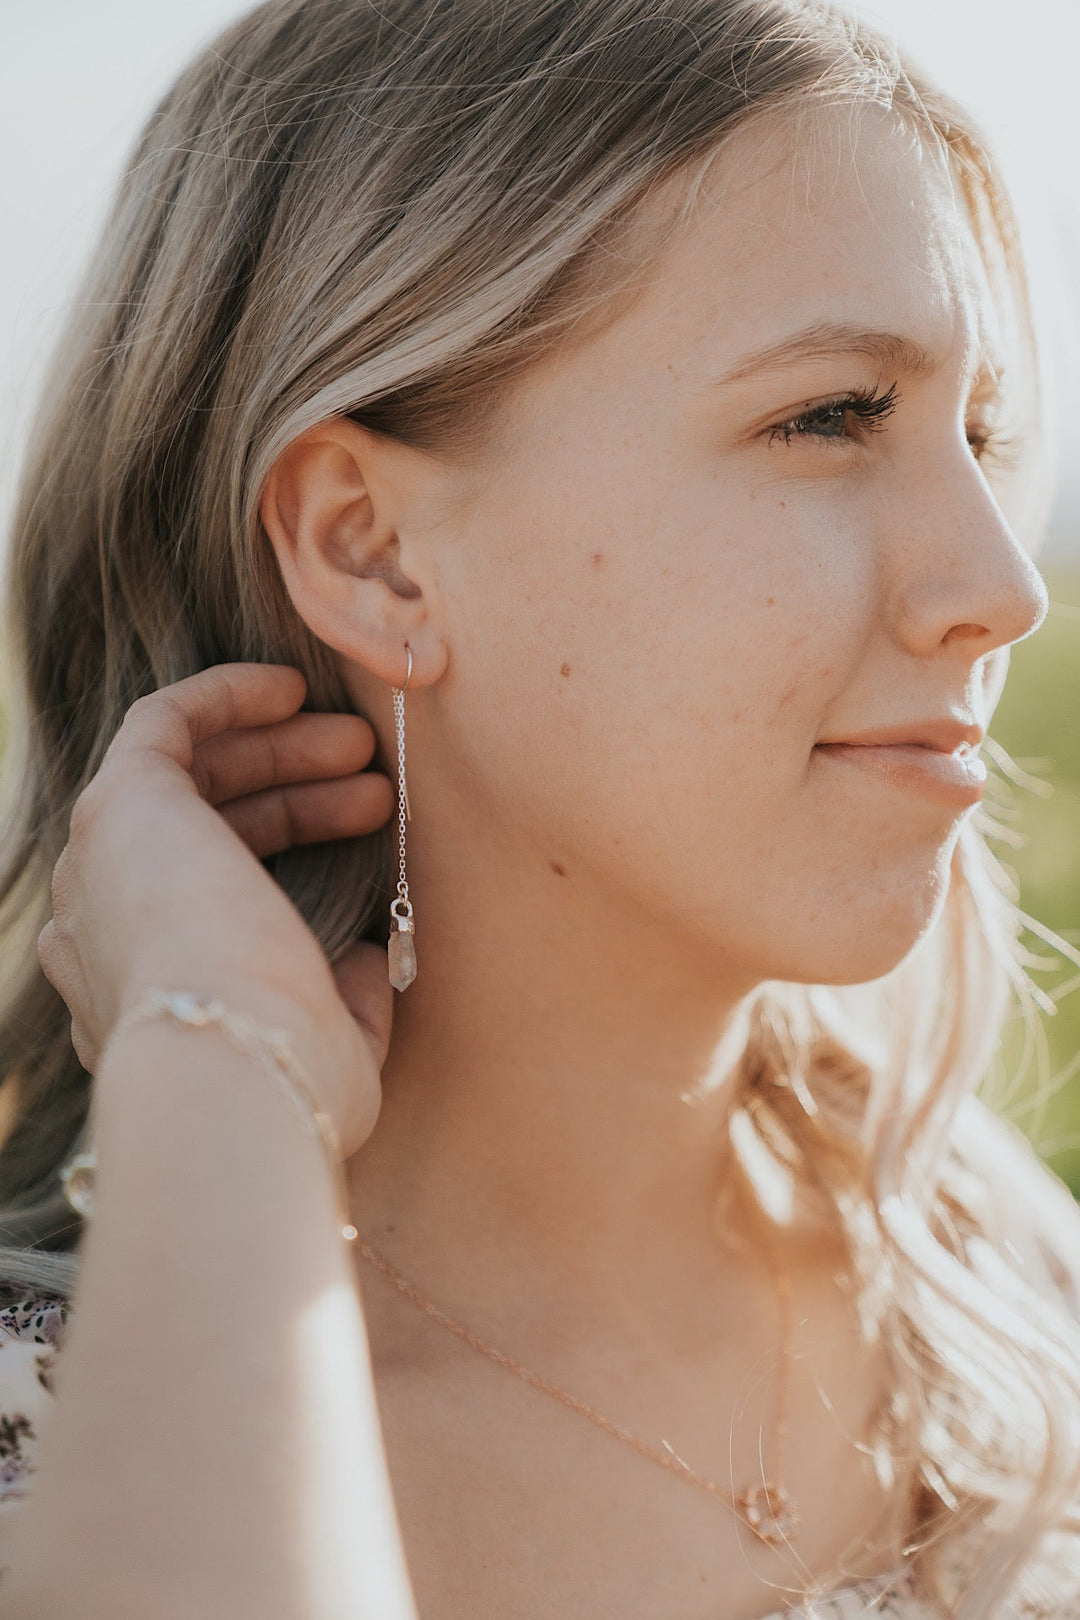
{"left": 767, "top": 385, "right": 1025, "bottom": 473}
{"left": 966, "top": 422, "right": 1022, "bottom": 469}
{"left": 767, "top": 381, "right": 901, "bottom": 448}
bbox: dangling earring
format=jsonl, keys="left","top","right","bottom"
{"left": 388, "top": 641, "right": 417, "bottom": 991}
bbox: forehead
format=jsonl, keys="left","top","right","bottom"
{"left": 622, "top": 99, "right": 1005, "bottom": 376}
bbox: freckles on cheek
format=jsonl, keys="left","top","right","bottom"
{"left": 719, "top": 610, "right": 835, "bottom": 741}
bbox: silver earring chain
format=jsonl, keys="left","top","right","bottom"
{"left": 387, "top": 642, "right": 417, "bottom": 990}
{"left": 393, "top": 681, "right": 411, "bottom": 903}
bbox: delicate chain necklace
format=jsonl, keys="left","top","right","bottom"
{"left": 353, "top": 1236, "right": 801, "bottom": 1548}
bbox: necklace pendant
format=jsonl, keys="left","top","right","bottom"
{"left": 738, "top": 1482, "right": 799, "bottom": 1546}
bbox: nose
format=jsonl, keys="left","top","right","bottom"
{"left": 885, "top": 441, "right": 1049, "bottom": 662}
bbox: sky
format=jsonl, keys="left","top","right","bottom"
{"left": 3, "top": 0, "right": 1078, "bottom": 560}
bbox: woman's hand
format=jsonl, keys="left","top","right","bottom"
{"left": 36, "top": 662, "right": 398, "bottom": 1157}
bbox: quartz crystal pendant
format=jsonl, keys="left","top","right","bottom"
{"left": 388, "top": 917, "right": 417, "bottom": 992}
{"left": 738, "top": 1482, "right": 799, "bottom": 1546}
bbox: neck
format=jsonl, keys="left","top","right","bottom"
{"left": 344, "top": 801, "right": 808, "bottom": 1348}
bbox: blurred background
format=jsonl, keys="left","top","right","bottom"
{"left": 2, "top": 1, "right": 1078, "bottom": 1191}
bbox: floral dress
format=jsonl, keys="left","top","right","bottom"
{"left": 0, "top": 1284, "right": 70, "bottom": 1579}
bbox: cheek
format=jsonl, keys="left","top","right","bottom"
{"left": 440, "top": 451, "right": 948, "bottom": 984}
{"left": 581, "top": 493, "right": 866, "bottom": 803}
{"left": 451, "top": 466, "right": 864, "bottom": 869}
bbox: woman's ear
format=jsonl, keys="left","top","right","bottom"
{"left": 258, "top": 416, "right": 446, "bottom": 690}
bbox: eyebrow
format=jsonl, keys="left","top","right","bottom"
{"left": 711, "top": 321, "right": 969, "bottom": 387}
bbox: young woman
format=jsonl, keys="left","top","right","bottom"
{"left": 0, "top": 0, "right": 1078, "bottom": 1615}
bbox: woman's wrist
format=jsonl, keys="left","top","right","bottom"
{"left": 87, "top": 981, "right": 365, "bottom": 1242}
{"left": 108, "top": 987, "right": 340, "bottom": 1152}
{"left": 107, "top": 973, "right": 358, "bottom": 1141}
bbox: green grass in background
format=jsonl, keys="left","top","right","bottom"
{"left": 985, "top": 568, "right": 1080, "bottom": 1198}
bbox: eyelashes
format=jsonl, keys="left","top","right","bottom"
{"left": 768, "top": 381, "right": 901, "bottom": 446}
{"left": 766, "top": 380, "right": 1021, "bottom": 467}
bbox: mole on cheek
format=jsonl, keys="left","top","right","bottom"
{"left": 550, "top": 861, "right": 567, "bottom": 877}
{"left": 591, "top": 552, "right": 605, "bottom": 567}
{"left": 560, "top": 663, "right": 571, "bottom": 677}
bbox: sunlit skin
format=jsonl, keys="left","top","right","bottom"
{"left": 260, "top": 100, "right": 1049, "bottom": 1614}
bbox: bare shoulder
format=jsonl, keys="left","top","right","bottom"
{"left": 951, "top": 1094, "right": 1080, "bottom": 1320}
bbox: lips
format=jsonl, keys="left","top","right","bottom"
{"left": 816, "top": 718, "right": 983, "bottom": 754}
{"left": 813, "top": 739, "right": 986, "bottom": 808}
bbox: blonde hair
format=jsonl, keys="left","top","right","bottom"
{"left": 2, "top": 0, "right": 1080, "bottom": 1613}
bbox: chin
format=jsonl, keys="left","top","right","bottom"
{"left": 768, "top": 866, "right": 953, "bottom": 987}
{"left": 797, "top": 926, "right": 935, "bottom": 987}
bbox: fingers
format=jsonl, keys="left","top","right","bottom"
{"left": 218, "top": 769, "right": 396, "bottom": 857}
{"left": 191, "top": 711, "right": 380, "bottom": 807}
{"left": 107, "top": 664, "right": 309, "bottom": 774}
{"left": 36, "top": 916, "right": 57, "bottom": 983}
{"left": 38, "top": 915, "right": 98, "bottom": 1070}
{"left": 67, "top": 1017, "right": 98, "bottom": 1076}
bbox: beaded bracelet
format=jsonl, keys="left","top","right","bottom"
{"left": 60, "top": 987, "right": 360, "bottom": 1245}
